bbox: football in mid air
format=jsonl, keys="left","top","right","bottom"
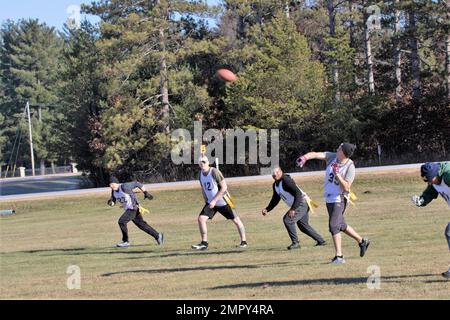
{"left": 216, "top": 68, "right": 237, "bottom": 82}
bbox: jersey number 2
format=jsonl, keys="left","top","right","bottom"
{"left": 204, "top": 182, "right": 212, "bottom": 191}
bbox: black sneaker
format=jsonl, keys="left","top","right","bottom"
{"left": 192, "top": 241, "right": 208, "bottom": 250}
{"left": 239, "top": 241, "right": 248, "bottom": 248}
{"left": 359, "top": 238, "right": 370, "bottom": 257}
{"left": 287, "top": 242, "right": 300, "bottom": 250}
{"left": 442, "top": 269, "right": 450, "bottom": 279}
{"left": 315, "top": 241, "right": 327, "bottom": 246}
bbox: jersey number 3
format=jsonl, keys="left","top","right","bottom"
{"left": 328, "top": 173, "right": 340, "bottom": 185}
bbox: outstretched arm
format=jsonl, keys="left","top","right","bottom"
{"left": 412, "top": 185, "right": 438, "bottom": 207}
{"left": 127, "top": 181, "right": 153, "bottom": 200}
{"left": 296, "top": 152, "right": 327, "bottom": 167}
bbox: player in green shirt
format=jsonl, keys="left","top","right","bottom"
{"left": 411, "top": 162, "right": 450, "bottom": 279}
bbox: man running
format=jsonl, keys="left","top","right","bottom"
{"left": 262, "top": 166, "right": 326, "bottom": 250}
{"left": 411, "top": 162, "right": 450, "bottom": 279}
{"left": 108, "top": 177, "right": 164, "bottom": 248}
{"left": 296, "top": 143, "right": 370, "bottom": 264}
{"left": 192, "top": 156, "right": 247, "bottom": 250}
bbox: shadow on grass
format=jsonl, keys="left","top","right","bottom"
{"left": 209, "top": 274, "right": 438, "bottom": 290}
{"left": 101, "top": 264, "right": 259, "bottom": 277}
{"left": 19, "top": 247, "right": 87, "bottom": 254}
{"left": 123, "top": 250, "right": 246, "bottom": 259}
{"left": 5, "top": 244, "right": 157, "bottom": 256}
{"left": 423, "top": 279, "right": 449, "bottom": 283}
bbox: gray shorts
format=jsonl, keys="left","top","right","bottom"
{"left": 326, "top": 198, "right": 348, "bottom": 236}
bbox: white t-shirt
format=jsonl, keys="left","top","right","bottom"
{"left": 113, "top": 188, "right": 134, "bottom": 210}
{"left": 324, "top": 152, "right": 355, "bottom": 203}
{"left": 200, "top": 168, "right": 227, "bottom": 207}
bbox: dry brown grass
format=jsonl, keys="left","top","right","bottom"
{"left": 1, "top": 171, "right": 449, "bottom": 299}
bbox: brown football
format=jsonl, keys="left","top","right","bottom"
{"left": 216, "top": 68, "right": 237, "bottom": 82}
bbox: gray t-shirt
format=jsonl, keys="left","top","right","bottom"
{"left": 325, "top": 152, "right": 355, "bottom": 183}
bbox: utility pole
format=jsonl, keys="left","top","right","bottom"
{"left": 26, "top": 101, "right": 35, "bottom": 176}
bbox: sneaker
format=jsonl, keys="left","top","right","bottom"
{"left": 442, "top": 268, "right": 450, "bottom": 279}
{"left": 316, "top": 241, "right": 327, "bottom": 246}
{"left": 331, "top": 256, "right": 346, "bottom": 264}
{"left": 359, "top": 238, "right": 370, "bottom": 257}
{"left": 191, "top": 242, "right": 208, "bottom": 250}
{"left": 116, "top": 241, "right": 130, "bottom": 248}
{"left": 156, "top": 233, "right": 164, "bottom": 245}
{"left": 239, "top": 241, "right": 248, "bottom": 248}
{"left": 287, "top": 242, "right": 300, "bottom": 250}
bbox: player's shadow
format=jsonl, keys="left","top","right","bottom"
{"left": 8, "top": 245, "right": 157, "bottom": 256}
{"left": 101, "top": 264, "right": 259, "bottom": 277}
{"left": 15, "top": 247, "right": 88, "bottom": 254}
{"left": 209, "top": 274, "right": 438, "bottom": 289}
{"left": 123, "top": 250, "right": 246, "bottom": 259}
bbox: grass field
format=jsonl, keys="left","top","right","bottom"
{"left": 1, "top": 170, "right": 449, "bottom": 299}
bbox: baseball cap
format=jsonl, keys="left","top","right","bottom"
{"left": 420, "top": 162, "right": 439, "bottom": 182}
{"left": 339, "top": 143, "right": 356, "bottom": 158}
{"left": 109, "top": 176, "right": 120, "bottom": 184}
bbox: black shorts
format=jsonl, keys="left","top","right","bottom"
{"left": 200, "top": 204, "right": 237, "bottom": 220}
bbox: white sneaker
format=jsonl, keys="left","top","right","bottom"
{"left": 330, "top": 256, "right": 346, "bottom": 264}
{"left": 116, "top": 241, "right": 130, "bottom": 248}
{"left": 191, "top": 242, "right": 208, "bottom": 250}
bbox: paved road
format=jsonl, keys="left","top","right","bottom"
{"left": 0, "top": 174, "right": 93, "bottom": 197}
{"left": 0, "top": 163, "right": 422, "bottom": 202}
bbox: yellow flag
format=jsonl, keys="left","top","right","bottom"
{"left": 305, "top": 196, "right": 319, "bottom": 214}
{"left": 223, "top": 192, "right": 236, "bottom": 209}
{"left": 345, "top": 191, "right": 358, "bottom": 206}
{"left": 138, "top": 206, "right": 150, "bottom": 215}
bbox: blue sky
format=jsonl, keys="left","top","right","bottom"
{"left": 0, "top": 0, "right": 221, "bottom": 30}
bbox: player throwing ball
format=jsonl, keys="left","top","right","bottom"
{"left": 192, "top": 156, "right": 247, "bottom": 250}
{"left": 296, "top": 143, "right": 370, "bottom": 264}
{"left": 411, "top": 162, "right": 450, "bottom": 279}
{"left": 108, "top": 177, "right": 164, "bottom": 248}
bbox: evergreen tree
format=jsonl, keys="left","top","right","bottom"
{"left": 82, "top": 0, "right": 216, "bottom": 180}
{"left": 0, "top": 19, "right": 64, "bottom": 173}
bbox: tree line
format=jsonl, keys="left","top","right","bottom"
{"left": 1, "top": 0, "right": 449, "bottom": 185}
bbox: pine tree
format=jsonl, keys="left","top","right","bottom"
{"left": 225, "top": 14, "right": 326, "bottom": 163}
{"left": 59, "top": 20, "right": 110, "bottom": 184}
{"left": 82, "top": 0, "right": 216, "bottom": 179}
{"left": 0, "top": 19, "right": 63, "bottom": 173}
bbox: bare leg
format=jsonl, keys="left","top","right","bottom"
{"left": 343, "top": 225, "right": 363, "bottom": 243}
{"left": 232, "top": 217, "right": 246, "bottom": 242}
{"left": 333, "top": 233, "right": 343, "bottom": 257}
{"left": 198, "top": 215, "right": 209, "bottom": 242}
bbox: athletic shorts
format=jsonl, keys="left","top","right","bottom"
{"left": 326, "top": 197, "right": 348, "bottom": 236}
{"left": 200, "top": 204, "right": 237, "bottom": 220}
